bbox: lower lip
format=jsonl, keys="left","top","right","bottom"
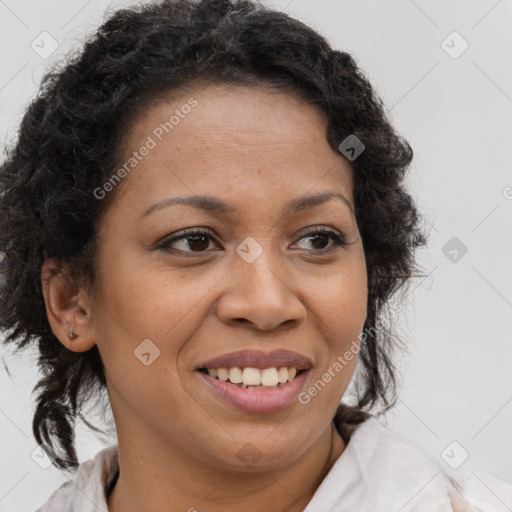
{"left": 197, "top": 370, "right": 309, "bottom": 413}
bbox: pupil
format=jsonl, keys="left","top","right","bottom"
{"left": 189, "top": 235, "right": 209, "bottom": 251}
{"left": 311, "top": 234, "right": 328, "bottom": 249}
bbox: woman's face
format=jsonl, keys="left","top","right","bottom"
{"left": 87, "top": 84, "right": 368, "bottom": 470}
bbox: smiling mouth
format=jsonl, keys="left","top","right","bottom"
{"left": 197, "top": 367, "right": 305, "bottom": 390}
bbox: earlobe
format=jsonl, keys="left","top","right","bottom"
{"left": 41, "top": 258, "right": 96, "bottom": 353}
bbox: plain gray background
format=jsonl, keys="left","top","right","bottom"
{"left": 1, "top": 0, "right": 511, "bottom": 510}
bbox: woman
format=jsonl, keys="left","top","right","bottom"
{"left": 0, "top": 0, "right": 510, "bottom": 511}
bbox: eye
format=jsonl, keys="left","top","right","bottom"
{"left": 156, "top": 226, "right": 349, "bottom": 256}
{"left": 156, "top": 228, "right": 219, "bottom": 254}
{"left": 293, "top": 226, "right": 349, "bottom": 253}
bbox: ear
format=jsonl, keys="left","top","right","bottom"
{"left": 41, "top": 258, "right": 96, "bottom": 353}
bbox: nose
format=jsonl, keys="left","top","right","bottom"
{"left": 215, "top": 247, "right": 307, "bottom": 331}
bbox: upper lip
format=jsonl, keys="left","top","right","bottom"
{"left": 196, "top": 349, "right": 313, "bottom": 370}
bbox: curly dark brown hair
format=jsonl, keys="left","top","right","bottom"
{"left": 0, "top": 0, "right": 427, "bottom": 471}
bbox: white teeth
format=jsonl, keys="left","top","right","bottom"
{"left": 277, "top": 367, "right": 288, "bottom": 383}
{"left": 205, "top": 366, "right": 301, "bottom": 386}
{"left": 217, "top": 368, "right": 229, "bottom": 381}
{"left": 261, "top": 368, "right": 279, "bottom": 386}
{"left": 228, "top": 367, "right": 243, "bottom": 384}
{"left": 242, "top": 367, "right": 261, "bottom": 386}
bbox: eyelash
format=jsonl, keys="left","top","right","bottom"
{"left": 156, "top": 226, "right": 349, "bottom": 256}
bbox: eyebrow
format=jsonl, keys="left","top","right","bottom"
{"left": 140, "top": 191, "right": 354, "bottom": 219}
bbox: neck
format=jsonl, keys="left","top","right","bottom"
{"left": 107, "top": 421, "right": 345, "bottom": 512}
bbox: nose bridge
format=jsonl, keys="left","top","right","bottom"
{"left": 236, "top": 235, "right": 290, "bottom": 303}
{"left": 241, "top": 245, "right": 284, "bottom": 294}
{"left": 216, "top": 235, "right": 306, "bottom": 330}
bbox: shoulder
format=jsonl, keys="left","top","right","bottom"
{"left": 34, "top": 444, "right": 119, "bottom": 512}
{"left": 307, "top": 415, "right": 512, "bottom": 512}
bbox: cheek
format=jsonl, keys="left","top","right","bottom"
{"left": 92, "top": 252, "right": 223, "bottom": 359}
{"left": 305, "top": 256, "right": 367, "bottom": 384}
{"left": 308, "top": 261, "right": 367, "bottom": 333}
{"left": 91, "top": 257, "right": 204, "bottom": 414}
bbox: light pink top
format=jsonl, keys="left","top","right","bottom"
{"left": 34, "top": 416, "right": 512, "bottom": 512}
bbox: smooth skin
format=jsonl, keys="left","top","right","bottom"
{"left": 41, "top": 84, "right": 368, "bottom": 512}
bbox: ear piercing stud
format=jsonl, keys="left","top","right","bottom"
{"left": 69, "top": 328, "right": 78, "bottom": 339}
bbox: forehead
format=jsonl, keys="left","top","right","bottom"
{"left": 113, "top": 84, "right": 354, "bottom": 213}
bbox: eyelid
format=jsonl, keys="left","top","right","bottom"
{"left": 154, "top": 226, "right": 217, "bottom": 245}
{"left": 295, "top": 224, "right": 343, "bottom": 237}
